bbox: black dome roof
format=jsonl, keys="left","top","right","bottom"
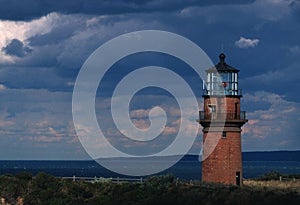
{"left": 206, "top": 53, "right": 239, "bottom": 73}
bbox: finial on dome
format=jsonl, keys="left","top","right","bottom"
{"left": 219, "top": 53, "right": 225, "bottom": 63}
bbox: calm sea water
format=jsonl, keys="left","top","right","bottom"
{"left": 0, "top": 156, "right": 299, "bottom": 180}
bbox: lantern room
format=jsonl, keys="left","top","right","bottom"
{"left": 204, "top": 53, "right": 240, "bottom": 96}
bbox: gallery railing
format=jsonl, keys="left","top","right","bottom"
{"left": 202, "top": 89, "right": 242, "bottom": 96}
{"left": 199, "top": 111, "right": 247, "bottom": 121}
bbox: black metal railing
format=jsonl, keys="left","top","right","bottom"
{"left": 199, "top": 111, "right": 247, "bottom": 121}
{"left": 202, "top": 89, "right": 242, "bottom": 96}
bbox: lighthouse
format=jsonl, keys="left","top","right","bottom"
{"left": 199, "top": 53, "right": 247, "bottom": 185}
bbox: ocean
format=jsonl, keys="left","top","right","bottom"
{"left": 0, "top": 151, "right": 299, "bottom": 180}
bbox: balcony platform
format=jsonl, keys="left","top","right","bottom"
{"left": 198, "top": 111, "right": 248, "bottom": 128}
{"left": 202, "top": 89, "right": 243, "bottom": 97}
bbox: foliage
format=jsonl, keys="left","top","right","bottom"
{"left": 258, "top": 171, "right": 300, "bottom": 181}
{"left": 15, "top": 172, "right": 33, "bottom": 180}
{"left": 259, "top": 171, "right": 283, "bottom": 180}
{"left": 0, "top": 172, "right": 299, "bottom": 205}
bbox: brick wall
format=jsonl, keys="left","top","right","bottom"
{"left": 202, "top": 131, "right": 242, "bottom": 185}
{"left": 203, "top": 97, "right": 241, "bottom": 114}
{"left": 201, "top": 96, "right": 243, "bottom": 185}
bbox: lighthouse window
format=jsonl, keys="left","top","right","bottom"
{"left": 222, "top": 131, "right": 227, "bottom": 138}
{"left": 208, "top": 104, "right": 216, "bottom": 113}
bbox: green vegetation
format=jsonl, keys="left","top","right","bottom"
{"left": 256, "top": 171, "right": 300, "bottom": 181}
{"left": 0, "top": 172, "right": 299, "bottom": 205}
{"left": 244, "top": 171, "right": 300, "bottom": 194}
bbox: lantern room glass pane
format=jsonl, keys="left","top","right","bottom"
{"left": 205, "top": 72, "right": 239, "bottom": 96}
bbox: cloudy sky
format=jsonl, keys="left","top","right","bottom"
{"left": 0, "top": 0, "right": 299, "bottom": 160}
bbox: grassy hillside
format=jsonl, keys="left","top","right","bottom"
{"left": 0, "top": 172, "right": 299, "bottom": 205}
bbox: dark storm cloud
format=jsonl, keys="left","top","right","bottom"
{"left": 0, "top": 0, "right": 298, "bottom": 159}
{"left": 2, "top": 39, "right": 32, "bottom": 57}
{"left": 0, "top": 0, "right": 254, "bottom": 20}
{"left": 0, "top": 66, "right": 68, "bottom": 91}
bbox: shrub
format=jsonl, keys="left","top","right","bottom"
{"left": 15, "top": 172, "right": 33, "bottom": 180}
{"left": 259, "top": 171, "right": 281, "bottom": 180}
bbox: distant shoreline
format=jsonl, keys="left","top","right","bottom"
{"left": 0, "top": 150, "right": 299, "bottom": 161}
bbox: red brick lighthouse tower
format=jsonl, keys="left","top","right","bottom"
{"left": 199, "top": 53, "right": 247, "bottom": 185}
